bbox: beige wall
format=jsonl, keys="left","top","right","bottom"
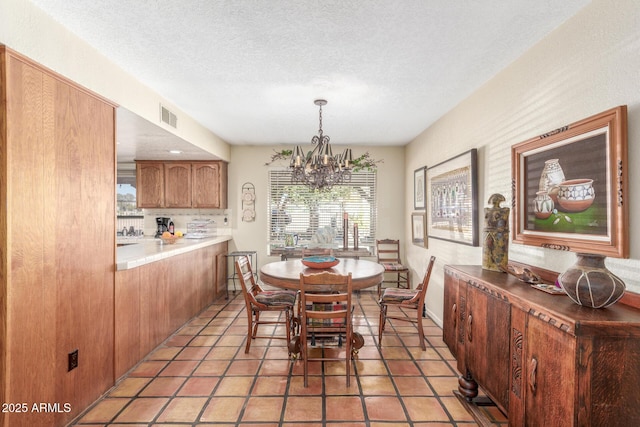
{"left": 407, "top": 0, "right": 640, "bottom": 325}
{"left": 228, "top": 145, "right": 405, "bottom": 267}
{"left": 0, "top": 0, "right": 230, "bottom": 161}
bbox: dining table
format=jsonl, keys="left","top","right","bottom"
{"left": 259, "top": 258, "right": 385, "bottom": 292}
{"left": 260, "top": 258, "right": 385, "bottom": 354}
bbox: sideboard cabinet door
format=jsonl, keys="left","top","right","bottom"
{"left": 464, "top": 282, "right": 511, "bottom": 412}
{"left": 524, "top": 314, "right": 576, "bottom": 426}
{"left": 443, "top": 268, "right": 460, "bottom": 359}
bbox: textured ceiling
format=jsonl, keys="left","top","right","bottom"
{"left": 29, "top": 0, "right": 590, "bottom": 162}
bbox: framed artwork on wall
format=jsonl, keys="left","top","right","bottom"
{"left": 511, "top": 105, "right": 628, "bottom": 258}
{"left": 411, "top": 212, "right": 427, "bottom": 247}
{"left": 426, "top": 149, "right": 479, "bottom": 246}
{"left": 414, "top": 167, "right": 426, "bottom": 210}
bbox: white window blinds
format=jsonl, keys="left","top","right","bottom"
{"left": 268, "top": 169, "right": 377, "bottom": 247}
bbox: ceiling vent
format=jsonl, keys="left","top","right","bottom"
{"left": 160, "top": 104, "right": 178, "bottom": 128}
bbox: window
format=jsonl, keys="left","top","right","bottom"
{"left": 117, "top": 183, "right": 142, "bottom": 216}
{"left": 268, "top": 169, "right": 377, "bottom": 248}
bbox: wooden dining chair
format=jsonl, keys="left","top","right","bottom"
{"left": 376, "top": 239, "right": 410, "bottom": 296}
{"left": 378, "top": 256, "right": 436, "bottom": 350}
{"left": 298, "top": 271, "right": 354, "bottom": 387}
{"left": 235, "top": 256, "right": 297, "bottom": 354}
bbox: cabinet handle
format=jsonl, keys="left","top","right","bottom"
{"left": 452, "top": 303, "right": 457, "bottom": 329}
{"left": 529, "top": 357, "right": 538, "bottom": 393}
{"left": 467, "top": 313, "right": 472, "bottom": 342}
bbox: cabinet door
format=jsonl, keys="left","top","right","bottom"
{"left": 192, "top": 162, "right": 221, "bottom": 208}
{"left": 164, "top": 163, "right": 192, "bottom": 207}
{"left": 465, "top": 283, "right": 511, "bottom": 412}
{"left": 443, "top": 268, "right": 460, "bottom": 359}
{"left": 136, "top": 162, "right": 164, "bottom": 207}
{"left": 524, "top": 315, "right": 575, "bottom": 426}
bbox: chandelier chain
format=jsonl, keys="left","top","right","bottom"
{"left": 289, "top": 99, "right": 354, "bottom": 191}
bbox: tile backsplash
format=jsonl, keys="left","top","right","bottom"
{"left": 142, "top": 208, "right": 232, "bottom": 236}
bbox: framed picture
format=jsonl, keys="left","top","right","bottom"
{"left": 426, "top": 149, "right": 479, "bottom": 246}
{"left": 412, "top": 212, "right": 427, "bottom": 246}
{"left": 413, "top": 167, "right": 426, "bottom": 209}
{"left": 511, "top": 106, "right": 628, "bottom": 258}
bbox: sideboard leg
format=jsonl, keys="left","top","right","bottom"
{"left": 458, "top": 371, "right": 479, "bottom": 402}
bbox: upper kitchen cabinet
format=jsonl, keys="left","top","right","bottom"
{"left": 193, "top": 161, "right": 227, "bottom": 208}
{"left": 136, "top": 162, "right": 164, "bottom": 207}
{"left": 136, "top": 160, "right": 227, "bottom": 209}
{"left": 165, "top": 162, "right": 192, "bottom": 207}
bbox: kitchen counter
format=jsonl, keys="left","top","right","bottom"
{"left": 116, "top": 235, "right": 232, "bottom": 271}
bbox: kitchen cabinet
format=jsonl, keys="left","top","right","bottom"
{"left": 115, "top": 240, "right": 228, "bottom": 378}
{"left": 193, "top": 161, "right": 228, "bottom": 208}
{"left": 164, "top": 162, "right": 192, "bottom": 207}
{"left": 136, "top": 162, "right": 164, "bottom": 207}
{"left": 443, "top": 265, "right": 640, "bottom": 426}
{"left": 136, "top": 160, "right": 227, "bottom": 208}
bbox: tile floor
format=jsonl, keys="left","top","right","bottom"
{"left": 72, "top": 289, "right": 508, "bottom": 426}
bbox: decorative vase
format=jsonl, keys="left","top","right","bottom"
{"left": 538, "top": 159, "right": 565, "bottom": 203}
{"left": 533, "top": 191, "right": 554, "bottom": 219}
{"left": 482, "top": 194, "right": 510, "bottom": 272}
{"left": 558, "top": 253, "right": 626, "bottom": 308}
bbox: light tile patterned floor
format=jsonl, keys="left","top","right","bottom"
{"left": 72, "top": 289, "right": 508, "bottom": 426}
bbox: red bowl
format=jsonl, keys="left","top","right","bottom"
{"left": 301, "top": 256, "right": 340, "bottom": 269}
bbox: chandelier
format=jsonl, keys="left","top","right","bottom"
{"left": 290, "top": 99, "right": 353, "bottom": 190}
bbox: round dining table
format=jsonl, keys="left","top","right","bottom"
{"left": 259, "top": 258, "right": 385, "bottom": 292}
{"left": 260, "top": 258, "right": 384, "bottom": 353}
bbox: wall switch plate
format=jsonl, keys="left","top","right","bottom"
{"left": 68, "top": 349, "right": 78, "bottom": 371}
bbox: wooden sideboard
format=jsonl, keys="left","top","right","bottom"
{"left": 443, "top": 265, "right": 640, "bottom": 426}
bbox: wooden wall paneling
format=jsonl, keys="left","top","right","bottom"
{"left": 50, "top": 74, "right": 115, "bottom": 423}
{"left": 2, "top": 48, "right": 116, "bottom": 426}
{"left": 0, "top": 47, "right": 6, "bottom": 420}
{"left": 4, "top": 52, "right": 57, "bottom": 427}
{"left": 115, "top": 268, "right": 141, "bottom": 379}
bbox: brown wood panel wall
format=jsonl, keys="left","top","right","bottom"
{"left": 1, "top": 48, "right": 116, "bottom": 427}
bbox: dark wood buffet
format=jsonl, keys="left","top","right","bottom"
{"left": 443, "top": 264, "right": 640, "bottom": 426}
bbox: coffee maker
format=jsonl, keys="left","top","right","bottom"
{"left": 155, "top": 217, "right": 172, "bottom": 237}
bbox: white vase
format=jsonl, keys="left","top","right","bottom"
{"left": 538, "top": 159, "right": 565, "bottom": 203}
{"left": 533, "top": 191, "right": 554, "bottom": 219}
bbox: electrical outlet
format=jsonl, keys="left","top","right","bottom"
{"left": 68, "top": 349, "right": 78, "bottom": 372}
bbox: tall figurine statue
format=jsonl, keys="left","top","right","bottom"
{"left": 483, "top": 193, "right": 510, "bottom": 272}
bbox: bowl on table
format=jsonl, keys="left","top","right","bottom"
{"left": 301, "top": 255, "right": 340, "bottom": 269}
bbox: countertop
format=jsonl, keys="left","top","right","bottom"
{"left": 116, "top": 235, "right": 232, "bottom": 271}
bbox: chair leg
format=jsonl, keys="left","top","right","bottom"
{"left": 245, "top": 310, "right": 254, "bottom": 354}
{"left": 252, "top": 311, "right": 261, "bottom": 338}
{"left": 302, "top": 331, "right": 308, "bottom": 387}
{"left": 346, "top": 326, "right": 352, "bottom": 387}
{"left": 285, "top": 308, "right": 292, "bottom": 355}
{"left": 417, "top": 308, "right": 426, "bottom": 351}
{"left": 378, "top": 304, "right": 387, "bottom": 347}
